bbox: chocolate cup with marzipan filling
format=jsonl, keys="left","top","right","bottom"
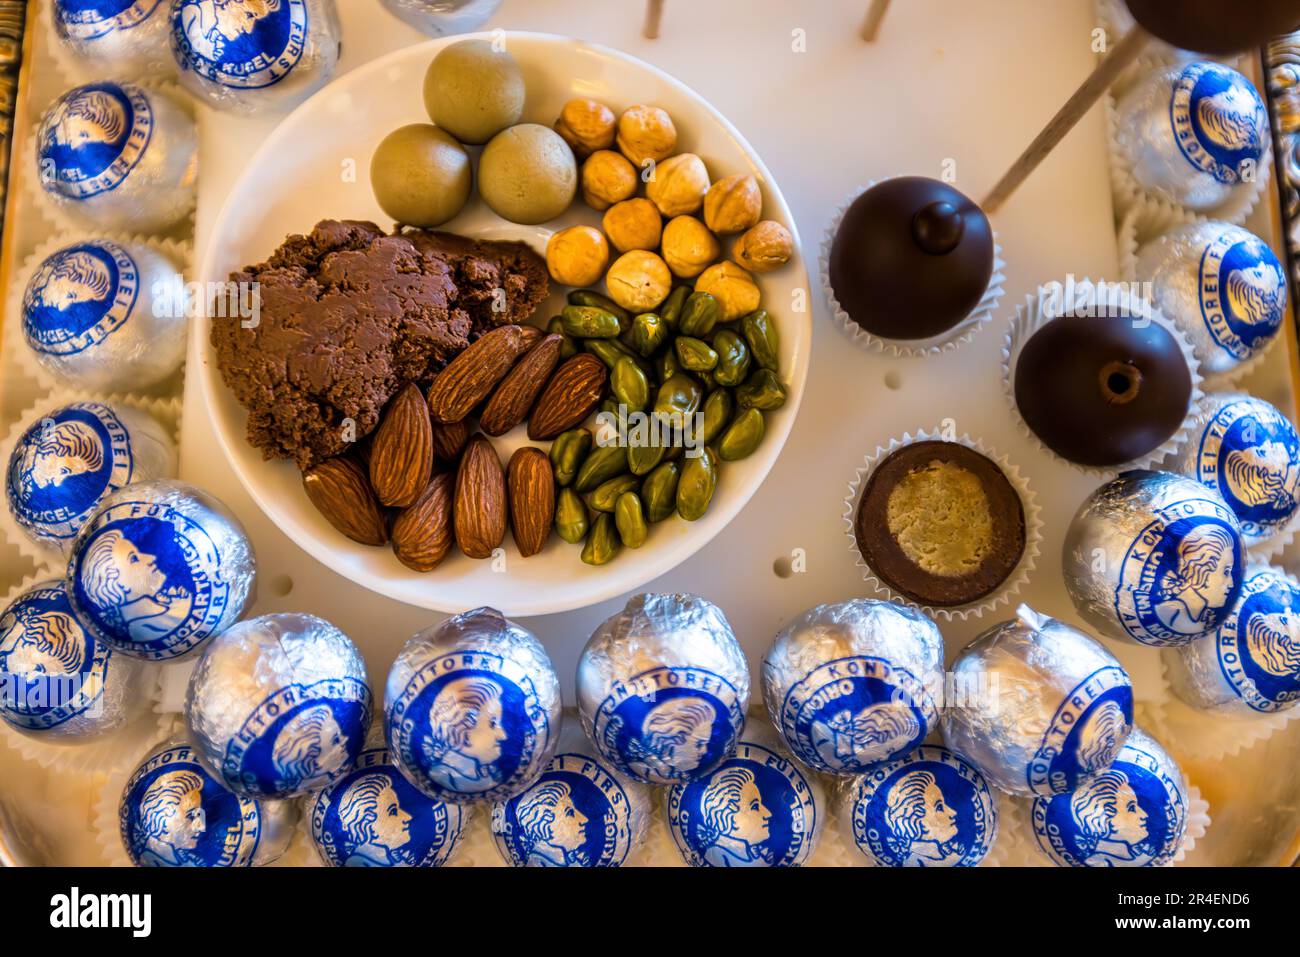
{"left": 854, "top": 440, "right": 1027, "bottom": 608}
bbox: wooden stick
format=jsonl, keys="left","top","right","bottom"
{"left": 983, "top": 26, "right": 1151, "bottom": 214}
{"left": 643, "top": 0, "right": 664, "bottom": 39}
{"left": 860, "top": 0, "right": 891, "bottom": 42}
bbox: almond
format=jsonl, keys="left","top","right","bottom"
{"left": 508, "top": 447, "right": 556, "bottom": 557}
{"left": 527, "top": 353, "right": 608, "bottom": 440}
{"left": 427, "top": 325, "right": 531, "bottom": 424}
{"left": 392, "top": 472, "right": 455, "bottom": 572}
{"left": 429, "top": 419, "right": 471, "bottom": 462}
{"left": 369, "top": 383, "right": 433, "bottom": 507}
{"left": 480, "top": 334, "right": 564, "bottom": 436}
{"left": 303, "top": 456, "right": 388, "bottom": 546}
{"left": 454, "top": 434, "right": 507, "bottom": 559}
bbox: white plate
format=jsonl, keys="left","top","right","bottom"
{"left": 195, "top": 32, "right": 811, "bottom": 617}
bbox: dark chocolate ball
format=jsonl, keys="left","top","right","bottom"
{"left": 1014, "top": 314, "right": 1193, "bottom": 467}
{"left": 1125, "top": 0, "right": 1300, "bottom": 55}
{"left": 829, "top": 177, "right": 994, "bottom": 341}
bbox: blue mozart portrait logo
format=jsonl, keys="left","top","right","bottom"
{"left": 493, "top": 752, "right": 634, "bottom": 867}
{"left": 172, "top": 0, "right": 308, "bottom": 90}
{"left": 8, "top": 404, "right": 132, "bottom": 542}
{"left": 72, "top": 498, "right": 229, "bottom": 659}
{"left": 38, "top": 82, "right": 151, "bottom": 199}
{"left": 593, "top": 665, "right": 743, "bottom": 785}
{"left": 1217, "top": 569, "right": 1300, "bottom": 713}
{"left": 667, "top": 742, "right": 817, "bottom": 867}
{"left": 1198, "top": 234, "right": 1287, "bottom": 360}
{"left": 1113, "top": 496, "right": 1243, "bottom": 646}
{"left": 223, "top": 677, "right": 370, "bottom": 796}
{"left": 1171, "top": 62, "right": 1267, "bottom": 184}
{"left": 1197, "top": 401, "right": 1300, "bottom": 538}
{"left": 56, "top": 1, "right": 163, "bottom": 41}
{"left": 1027, "top": 666, "right": 1133, "bottom": 796}
{"left": 849, "top": 746, "right": 996, "bottom": 867}
{"left": 0, "top": 583, "right": 108, "bottom": 730}
{"left": 312, "top": 746, "right": 463, "bottom": 867}
{"left": 24, "top": 242, "right": 140, "bottom": 358}
{"left": 120, "top": 744, "right": 263, "bottom": 867}
{"left": 389, "top": 650, "right": 549, "bottom": 801}
{"left": 777, "top": 655, "right": 935, "bottom": 773}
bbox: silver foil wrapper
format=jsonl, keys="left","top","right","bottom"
{"left": 1164, "top": 392, "right": 1300, "bottom": 548}
{"left": 576, "top": 593, "right": 750, "bottom": 786}
{"left": 489, "top": 719, "right": 651, "bottom": 867}
{"left": 186, "top": 613, "right": 372, "bottom": 799}
{"left": 941, "top": 605, "right": 1135, "bottom": 797}
{"left": 66, "top": 479, "right": 255, "bottom": 661}
{"left": 119, "top": 736, "right": 298, "bottom": 867}
{"left": 7, "top": 401, "right": 176, "bottom": 551}
{"left": 380, "top": 0, "right": 502, "bottom": 36}
{"left": 834, "top": 743, "right": 998, "bottom": 867}
{"left": 1134, "top": 222, "right": 1287, "bottom": 379}
{"left": 1029, "top": 726, "right": 1188, "bottom": 867}
{"left": 1114, "top": 62, "right": 1269, "bottom": 210}
{"left": 385, "top": 607, "right": 561, "bottom": 806}
{"left": 22, "top": 240, "right": 189, "bottom": 392}
{"left": 36, "top": 82, "right": 197, "bottom": 233}
{"left": 169, "top": 0, "right": 341, "bottom": 114}
{"left": 664, "top": 719, "right": 825, "bottom": 868}
{"left": 1064, "top": 470, "right": 1245, "bottom": 647}
{"left": 762, "top": 599, "right": 944, "bottom": 775}
{"left": 1165, "top": 564, "right": 1300, "bottom": 715}
{"left": 0, "top": 578, "right": 152, "bottom": 744}
{"left": 52, "top": 0, "right": 173, "bottom": 79}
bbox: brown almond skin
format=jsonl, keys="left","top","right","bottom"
{"left": 370, "top": 382, "right": 433, "bottom": 507}
{"left": 454, "top": 434, "right": 507, "bottom": 559}
{"left": 480, "top": 334, "right": 564, "bottom": 436}
{"left": 392, "top": 472, "right": 455, "bottom": 572}
{"left": 427, "top": 325, "right": 531, "bottom": 424}
{"left": 527, "top": 353, "right": 608, "bottom": 440}
{"left": 508, "top": 447, "right": 556, "bottom": 557}
{"left": 303, "top": 456, "right": 388, "bottom": 546}
{"left": 429, "top": 419, "right": 471, "bottom": 462}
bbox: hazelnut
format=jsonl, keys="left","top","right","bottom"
{"left": 547, "top": 225, "right": 610, "bottom": 287}
{"left": 605, "top": 250, "right": 672, "bottom": 312}
{"left": 646, "top": 153, "right": 709, "bottom": 218}
{"left": 616, "top": 104, "right": 678, "bottom": 169}
{"left": 696, "top": 261, "right": 760, "bottom": 321}
{"left": 661, "top": 215, "right": 720, "bottom": 279}
{"left": 581, "top": 150, "right": 638, "bottom": 211}
{"left": 554, "top": 98, "right": 616, "bottom": 158}
{"left": 602, "top": 198, "right": 663, "bottom": 253}
{"left": 733, "top": 220, "right": 794, "bottom": 273}
{"left": 704, "top": 173, "right": 762, "bottom": 234}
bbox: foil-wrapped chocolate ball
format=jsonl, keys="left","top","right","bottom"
{"left": 1165, "top": 393, "right": 1300, "bottom": 548}
{"left": 186, "top": 613, "right": 372, "bottom": 799}
{"left": 22, "top": 240, "right": 188, "bottom": 392}
{"left": 665, "top": 721, "right": 824, "bottom": 867}
{"left": 7, "top": 402, "right": 176, "bottom": 552}
{"left": 67, "top": 479, "right": 255, "bottom": 661}
{"left": 119, "top": 737, "right": 297, "bottom": 867}
{"left": 1135, "top": 222, "right": 1286, "bottom": 379}
{"left": 385, "top": 607, "right": 561, "bottom": 805}
{"left": 310, "top": 726, "right": 467, "bottom": 867}
{"left": 380, "top": 0, "right": 503, "bottom": 36}
{"left": 1165, "top": 565, "right": 1300, "bottom": 715}
{"left": 169, "top": 0, "right": 341, "bottom": 114}
{"left": 35, "top": 81, "right": 197, "bottom": 232}
{"left": 490, "top": 720, "right": 650, "bottom": 867}
{"left": 762, "top": 600, "right": 943, "bottom": 774}
{"left": 576, "top": 593, "right": 749, "bottom": 786}
{"left": 836, "top": 744, "right": 998, "bottom": 867}
{"left": 1030, "top": 726, "right": 1188, "bottom": 867}
{"left": 1064, "top": 470, "right": 1244, "bottom": 646}
{"left": 942, "top": 605, "right": 1135, "bottom": 797}
{"left": 0, "top": 579, "right": 151, "bottom": 743}
{"left": 1114, "top": 62, "right": 1269, "bottom": 210}
{"left": 52, "top": 0, "right": 173, "bottom": 79}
